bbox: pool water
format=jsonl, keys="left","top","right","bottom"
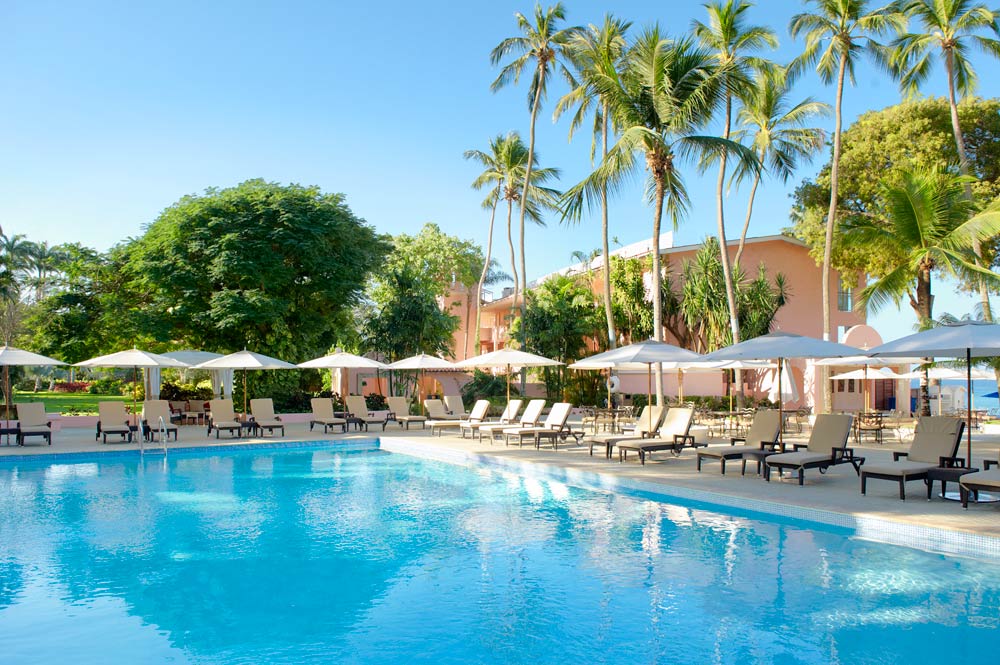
{"left": 0, "top": 444, "right": 997, "bottom": 664}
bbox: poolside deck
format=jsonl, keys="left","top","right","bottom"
{"left": 2, "top": 420, "right": 999, "bottom": 551}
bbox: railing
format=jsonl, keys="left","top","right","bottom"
{"left": 139, "top": 417, "right": 169, "bottom": 458}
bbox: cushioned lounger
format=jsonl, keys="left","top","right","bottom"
{"left": 763, "top": 414, "right": 859, "bottom": 485}
{"left": 461, "top": 400, "right": 522, "bottom": 440}
{"left": 696, "top": 410, "right": 781, "bottom": 475}
{"left": 482, "top": 399, "right": 546, "bottom": 443}
{"left": 309, "top": 398, "right": 347, "bottom": 433}
{"left": 346, "top": 395, "right": 388, "bottom": 431}
{"left": 207, "top": 399, "right": 243, "bottom": 439}
{"left": 959, "top": 451, "right": 1000, "bottom": 507}
{"left": 429, "top": 400, "right": 490, "bottom": 436}
{"left": 860, "top": 416, "right": 964, "bottom": 499}
{"left": 616, "top": 408, "right": 696, "bottom": 464}
{"left": 586, "top": 406, "right": 665, "bottom": 458}
{"left": 424, "top": 399, "right": 461, "bottom": 421}
{"left": 142, "top": 400, "right": 179, "bottom": 442}
{"left": 250, "top": 398, "right": 285, "bottom": 437}
{"left": 15, "top": 402, "right": 52, "bottom": 446}
{"left": 97, "top": 401, "right": 134, "bottom": 443}
{"left": 385, "top": 396, "right": 428, "bottom": 430}
{"left": 501, "top": 402, "right": 572, "bottom": 447}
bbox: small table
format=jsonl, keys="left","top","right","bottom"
{"left": 926, "top": 465, "right": 978, "bottom": 501}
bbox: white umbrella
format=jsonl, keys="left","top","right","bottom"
{"left": 385, "top": 354, "right": 459, "bottom": 415}
{"left": 161, "top": 350, "right": 229, "bottom": 399}
{"left": 0, "top": 346, "right": 66, "bottom": 439}
{"left": 299, "top": 351, "right": 388, "bottom": 403}
{"left": 766, "top": 361, "right": 801, "bottom": 405}
{"left": 76, "top": 349, "right": 189, "bottom": 429}
{"left": 455, "top": 348, "right": 561, "bottom": 404}
{"left": 869, "top": 321, "right": 1000, "bottom": 464}
{"left": 830, "top": 367, "right": 904, "bottom": 380}
{"left": 193, "top": 350, "right": 297, "bottom": 415}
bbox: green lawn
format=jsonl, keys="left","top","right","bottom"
{"left": 9, "top": 391, "right": 130, "bottom": 416}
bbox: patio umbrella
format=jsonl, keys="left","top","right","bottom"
{"left": 385, "top": 354, "right": 458, "bottom": 415}
{"left": 298, "top": 351, "right": 387, "bottom": 403}
{"left": 703, "top": 332, "right": 862, "bottom": 446}
{"left": 193, "top": 350, "right": 297, "bottom": 416}
{"left": 985, "top": 391, "right": 999, "bottom": 399}
{"left": 454, "top": 348, "right": 561, "bottom": 405}
{"left": 829, "top": 366, "right": 904, "bottom": 411}
{"left": 0, "top": 346, "right": 66, "bottom": 443}
{"left": 869, "top": 321, "right": 1000, "bottom": 465}
{"left": 673, "top": 359, "right": 776, "bottom": 411}
{"left": 76, "top": 349, "right": 189, "bottom": 429}
{"left": 157, "top": 350, "right": 226, "bottom": 399}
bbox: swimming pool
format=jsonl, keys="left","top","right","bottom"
{"left": 0, "top": 442, "right": 997, "bottom": 664}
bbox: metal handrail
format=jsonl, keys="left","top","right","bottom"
{"left": 157, "top": 416, "right": 168, "bottom": 458}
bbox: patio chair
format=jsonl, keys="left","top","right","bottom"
{"left": 443, "top": 395, "right": 468, "bottom": 418}
{"left": 696, "top": 410, "right": 781, "bottom": 475}
{"left": 461, "top": 399, "right": 522, "bottom": 440}
{"left": 168, "top": 400, "right": 187, "bottom": 424}
{"left": 500, "top": 402, "right": 573, "bottom": 448}
{"left": 860, "top": 416, "right": 964, "bottom": 500}
{"left": 141, "top": 400, "right": 179, "bottom": 442}
{"left": 250, "top": 398, "right": 285, "bottom": 437}
{"left": 345, "top": 395, "right": 388, "bottom": 431}
{"left": 615, "top": 407, "right": 696, "bottom": 464}
{"left": 429, "top": 399, "right": 490, "bottom": 436}
{"left": 763, "top": 414, "right": 860, "bottom": 485}
{"left": 585, "top": 405, "right": 665, "bottom": 459}
{"left": 424, "top": 399, "right": 461, "bottom": 421}
{"left": 959, "top": 450, "right": 1000, "bottom": 508}
{"left": 309, "top": 398, "right": 347, "bottom": 433}
{"left": 96, "top": 401, "right": 133, "bottom": 443}
{"left": 385, "top": 396, "right": 428, "bottom": 430}
{"left": 15, "top": 402, "right": 52, "bottom": 446}
{"left": 187, "top": 399, "right": 207, "bottom": 425}
{"left": 207, "top": 399, "right": 242, "bottom": 439}
{"left": 481, "top": 399, "right": 546, "bottom": 443}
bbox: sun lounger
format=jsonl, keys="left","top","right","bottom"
{"left": 616, "top": 407, "right": 696, "bottom": 464}
{"left": 959, "top": 450, "right": 1000, "bottom": 508}
{"left": 429, "top": 399, "right": 490, "bottom": 436}
{"left": 15, "top": 402, "right": 52, "bottom": 446}
{"left": 207, "top": 399, "right": 243, "bottom": 439}
{"left": 861, "top": 416, "right": 964, "bottom": 499}
{"left": 385, "top": 396, "right": 428, "bottom": 430}
{"left": 461, "top": 399, "right": 522, "bottom": 439}
{"left": 586, "top": 405, "right": 665, "bottom": 458}
{"left": 763, "top": 414, "right": 860, "bottom": 485}
{"left": 97, "top": 401, "right": 134, "bottom": 443}
{"left": 141, "top": 400, "right": 179, "bottom": 442}
{"left": 309, "top": 398, "right": 347, "bottom": 433}
{"left": 250, "top": 398, "right": 285, "bottom": 437}
{"left": 424, "top": 399, "right": 461, "bottom": 421}
{"left": 501, "top": 402, "right": 573, "bottom": 447}
{"left": 443, "top": 395, "right": 468, "bottom": 419}
{"left": 482, "top": 399, "right": 546, "bottom": 443}
{"left": 696, "top": 410, "right": 781, "bottom": 475}
{"left": 346, "top": 395, "right": 388, "bottom": 431}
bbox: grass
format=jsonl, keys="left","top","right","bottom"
{"left": 8, "top": 391, "right": 131, "bottom": 416}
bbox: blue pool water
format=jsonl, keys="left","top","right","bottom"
{"left": 0, "top": 443, "right": 998, "bottom": 664}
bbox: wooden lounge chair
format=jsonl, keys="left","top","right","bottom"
{"left": 586, "top": 405, "right": 665, "bottom": 458}
{"left": 385, "top": 396, "right": 428, "bottom": 430}
{"left": 309, "top": 398, "right": 347, "bottom": 433}
{"left": 696, "top": 410, "right": 781, "bottom": 475}
{"left": 763, "top": 414, "right": 860, "bottom": 485}
{"left": 424, "top": 399, "right": 461, "bottom": 421}
{"left": 461, "top": 400, "right": 522, "bottom": 440}
{"left": 15, "top": 402, "right": 52, "bottom": 446}
{"left": 141, "top": 400, "right": 179, "bottom": 442}
{"left": 97, "top": 401, "right": 133, "bottom": 443}
{"left": 250, "top": 398, "right": 285, "bottom": 437}
{"left": 616, "top": 407, "right": 696, "bottom": 464}
{"left": 501, "top": 402, "right": 573, "bottom": 447}
{"left": 481, "top": 399, "right": 546, "bottom": 443}
{"left": 345, "top": 395, "right": 388, "bottom": 431}
{"left": 429, "top": 399, "right": 490, "bottom": 436}
{"left": 443, "top": 395, "right": 468, "bottom": 418}
{"left": 860, "top": 416, "right": 964, "bottom": 500}
{"left": 959, "top": 450, "right": 1000, "bottom": 508}
{"left": 207, "top": 399, "right": 243, "bottom": 439}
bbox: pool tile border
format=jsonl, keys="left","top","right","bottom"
{"left": 380, "top": 438, "right": 1000, "bottom": 562}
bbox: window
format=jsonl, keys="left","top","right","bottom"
{"left": 837, "top": 380, "right": 845, "bottom": 393}
{"left": 848, "top": 379, "right": 855, "bottom": 393}
{"left": 837, "top": 277, "right": 853, "bottom": 312}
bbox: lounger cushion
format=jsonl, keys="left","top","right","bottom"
{"left": 699, "top": 444, "right": 768, "bottom": 459}
{"left": 256, "top": 419, "right": 283, "bottom": 428}
{"left": 428, "top": 419, "right": 461, "bottom": 428}
{"left": 313, "top": 417, "right": 346, "bottom": 425}
{"left": 18, "top": 425, "right": 51, "bottom": 434}
{"left": 764, "top": 451, "right": 832, "bottom": 467}
{"left": 960, "top": 469, "right": 1000, "bottom": 490}
{"left": 102, "top": 424, "right": 131, "bottom": 433}
{"left": 861, "top": 460, "right": 936, "bottom": 477}
{"left": 213, "top": 420, "right": 241, "bottom": 429}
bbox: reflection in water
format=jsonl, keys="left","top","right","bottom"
{"left": 0, "top": 446, "right": 997, "bottom": 664}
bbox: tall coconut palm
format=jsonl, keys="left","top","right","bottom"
{"left": 555, "top": 14, "right": 631, "bottom": 351}
{"left": 888, "top": 0, "right": 1000, "bottom": 323}
{"left": 789, "top": 0, "right": 904, "bottom": 412}
{"left": 731, "top": 66, "right": 831, "bottom": 265}
{"left": 842, "top": 167, "right": 1000, "bottom": 413}
{"left": 693, "top": 1, "right": 776, "bottom": 381}
{"left": 491, "top": 3, "right": 581, "bottom": 342}
{"left": 561, "top": 29, "right": 759, "bottom": 404}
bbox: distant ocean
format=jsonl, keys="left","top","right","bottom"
{"left": 907, "top": 378, "right": 999, "bottom": 413}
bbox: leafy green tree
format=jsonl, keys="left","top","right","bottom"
{"left": 556, "top": 14, "right": 631, "bottom": 351}
{"left": 362, "top": 268, "right": 459, "bottom": 363}
{"left": 491, "top": 2, "right": 581, "bottom": 339}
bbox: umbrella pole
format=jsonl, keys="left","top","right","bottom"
{"left": 133, "top": 365, "right": 139, "bottom": 438}
{"left": 4, "top": 364, "right": 9, "bottom": 446}
{"left": 646, "top": 363, "right": 652, "bottom": 427}
{"left": 507, "top": 363, "right": 511, "bottom": 406}
{"left": 243, "top": 369, "right": 248, "bottom": 418}
{"left": 863, "top": 365, "right": 868, "bottom": 412}
{"left": 967, "top": 348, "right": 973, "bottom": 465}
{"left": 778, "top": 357, "right": 784, "bottom": 450}
{"left": 606, "top": 368, "right": 611, "bottom": 408}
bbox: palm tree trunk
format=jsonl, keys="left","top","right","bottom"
{"left": 506, "top": 199, "right": 518, "bottom": 325}
{"left": 600, "top": 104, "right": 617, "bottom": 351}
{"left": 734, "top": 156, "right": 763, "bottom": 266}
{"left": 475, "top": 196, "right": 501, "bottom": 354}
{"left": 716, "top": 93, "right": 743, "bottom": 408}
{"left": 652, "top": 173, "right": 666, "bottom": 406}
{"left": 914, "top": 268, "right": 934, "bottom": 416}
{"left": 519, "top": 64, "right": 545, "bottom": 349}
{"left": 820, "top": 53, "right": 848, "bottom": 414}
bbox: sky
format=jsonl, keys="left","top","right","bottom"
{"left": 1, "top": 0, "right": 997, "bottom": 343}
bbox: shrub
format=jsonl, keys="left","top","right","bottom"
{"left": 88, "top": 377, "right": 125, "bottom": 395}
{"left": 461, "top": 370, "right": 515, "bottom": 405}
{"left": 160, "top": 381, "right": 214, "bottom": 402}
{"left": 364, "top": 393, "right": 388, "bottom": 411}
{"left": 54, "top": 381, "right": 91, "bottom": 393}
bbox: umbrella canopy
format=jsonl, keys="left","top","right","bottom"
{"left": 76, "top": 349, "right": 189, "bottom": 369}
{"left": 0, "top": 346, "right": 66, "bottom": 429}
{"left": 813, "top": 354, "right": 926, "bottom": 367}
{"left": 455, "top": 348, "right": 560, "bottom": 404}
{"left": 830, "top": 367, "right": 904, "bottom": 381}
{"left": 766, "top": 362, "right": 800, "bottom": 404}
{"left": 577, "top": 338, "right": 702, "bottom": 370}
{"left": 385, "top": 354, "right": 457, "bottom": 371}
{"left": 894, "top": 367, "right": 967, "bottom": 380}
{"left": 193, "top": 350, "right": 296, "bottom": 370}
{"left": 161, "top": 350, "right": 231, "bottom": 400}
{"left": 298, "top": 351, "right": 387, "bottom": 370}
{"left": 986, "top": 391, "right": 999, "bottom": 399}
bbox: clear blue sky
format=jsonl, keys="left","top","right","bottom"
{"left": 1, "top": 0, "right": 996, "bottom": 342}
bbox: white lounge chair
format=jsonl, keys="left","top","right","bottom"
{"left": 424, "top": 399, "right": 461, "bottom": 421}
{"left": 501, "top": 402, "right": 573, "bottom": 448}
{"left": 15, "top": 402, "right": 52, "bottom": 446}
{"left": 461, "top": 399, "right": 523, "bottom": 440}
{"left": 696, "top": 410, "right": 781, "bottom": 475}
{"left": 443, "top": 395, "right": 468, "bottom": 418}
{"left": 97, "top": 401, "right": 133, "bottom": 443}
{"left": 616, "top": 407, "right": 696, "bottom": 464}
{"left": 141, "top": 400, "right": 179, "bottom": 442}
{"left": 250, "top": 398, "right": 285, "bottom": 437}
{"left": 481, "top": 399, "right": 546, "bottom": 443}
{"left": 959, "top": 449, "right": 1000, "bottom": 507}
{"left": 861, "top": 416, "right": 964, "bottom": 499}
{"left": 385, "top": 396, "right": 428, "bottom": 430}
{"left": 763, "top": 414, "right": 859, "bottom": 485}
{"left": 207, "top": 399, "right": 243, "bottom": 438}
{"left": 309, "top": 398, "right": 347, "bottom": 433}
{"left": 345, "top": 395, "right": 388, "bottom": 431}
{"left": 429, "top": 399, "right": 490, "bottom": 436}
{"left": 586, "top": 405, "right": 665, "bottom": 458}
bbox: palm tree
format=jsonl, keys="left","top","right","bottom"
{"left": 789, "top": 0, "right": 904, "bottom": 413}
{"left": 842, "top": 167, "right": 1000, "bottom": 413}
{"left": 888, "top": 0, "right": 1000, "bottom": 323}
{"left": 555, "top": 14, "right": 631, "bottom": 351}
{"left": 561, "top": 29, "right": 759, "bottom": 404}
{"left": 731, "top": 66, "right": 831, "bottom": 265}
{"left": 693, "top": 1, "right": 776, "bottom": 372}
{"left": 491, "top": 3, "right": 581, "bottom": 342}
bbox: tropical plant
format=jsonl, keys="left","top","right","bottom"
{"left": 561, "top": 28, "right": 758, "bottom": 404}
{"left": 490, "top": 2, "right": 581, "bottom": 342}
{"left": 555, "top": 14, "right": 631, "bottom": 351}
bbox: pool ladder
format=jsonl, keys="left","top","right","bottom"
{"left": 139, "top": 416, "right": 169, "bottom": 459}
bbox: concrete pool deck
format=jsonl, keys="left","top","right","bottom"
{"left": 1, "top": 420, "right": 999, "bottom": 555}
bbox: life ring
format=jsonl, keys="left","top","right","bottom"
{"left": 607, "top": 376, "right": 621, "bottom": 393}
